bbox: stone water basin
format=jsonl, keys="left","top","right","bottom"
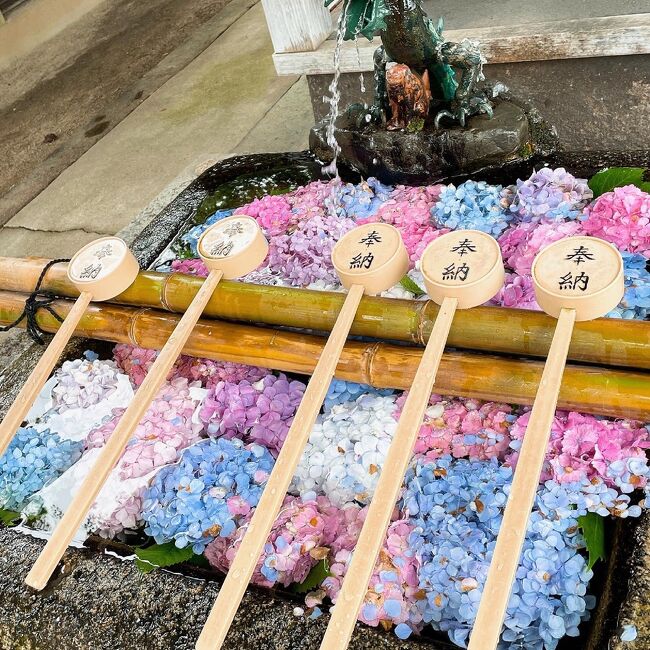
{"left": 0, "top": 150, "right": 648, "bottom": 650}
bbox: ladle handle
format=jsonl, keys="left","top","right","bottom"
{"left": 468, "top": 307, "right": 576, "bottom": 650}
{"left": 25, "top": 270, "right": 224, "bottom": 591}
{"left": 319, "top": 295, "right": 459, "bottom": 650}
{"left": 196, "top": 283, "right": 366, "bottom": 650}
{"left": 0, "top": 290, "right": 93, "bottom": 458}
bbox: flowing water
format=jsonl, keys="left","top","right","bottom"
{"left": 322, "top": 5, "right": 349, "bottom": 181}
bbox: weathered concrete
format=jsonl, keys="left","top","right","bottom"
{"left": 0, "top": 226, "right": 105, "bottom": 259}
{"left": 0, "top": 529, "right": 428, "bottom": 650}
{"left": 236, "top": 76, "right": 312, "bottom": 154}
{"left": 0, "top": 0, "right": 251, "bottom": 228}
{"left": 2, "top": 3, "right": 299, "bottom": 240}
{"left": 307, "top": 54, "right": 650, "bottom": 152}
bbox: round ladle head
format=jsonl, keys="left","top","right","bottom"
{"left": 197, "top": 215, "right": 268, "bottom": 278}
{"left": 67, "top": 236, "right": 140, "bottom": 301}
{"left": 420, "top": 230, "right": 504, "bottom": 309}
{"left": 332, "top": 223, "right": 409, "bottom": 296}
{"left": 532, "top": 236, "right": 624, "bottom": 322}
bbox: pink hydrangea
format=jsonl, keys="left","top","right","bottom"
{"left": 394, "top": 393, "right": 515, "bottom": 462}
{"left": 170, "top": 258, "right": 209, "bottom": 277}
{"left": 359, "top": 184, "right": 447, "bottom": 265}
{"left": 498, "top": 220, "right": 584, "bottom": 276}
{"left": 85, "top": 377, "right": 204, "bottom": 479}
{"left": 113, "top": 344, "right": 268, "bottom": 390}
{"left": 320, "top": 506, "right": 424, "bottom": 635}
{"left": 288, "top": 180, "right": 334, "bottom": 221}
{"left": 205, "top": 495, "right": 341, "bottom": 588}
{"left": 172, "top": 356, "right": 269, "bottom": 390}
{"left": 581, "top": 185, "right": 650, "bottom": 256}
{"left": 489, "top": 272, "right": 540, "bottom": 310}
{"left": 506, "top": 411, "right": 650, "bottom": 492}
{"left": 234, "top": 195, "right": 294, "bottom": 237}
{"left": 199, "top": 374, "right": 306, "bottom": 454}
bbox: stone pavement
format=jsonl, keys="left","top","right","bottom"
{"left": 0, "top": 0, "right": 314, "bottom": 258}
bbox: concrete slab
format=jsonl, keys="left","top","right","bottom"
{"left": 3, "top": 2, "right": 299, "bottom": 238}
{"left": 0, "top": 0, "right": 252, "bottom": 227}
{"left": 235, "top": 76, "right": 313, "bottom": 153}
{"left": 0, "top": 226, "right": 103, "bottom": 258}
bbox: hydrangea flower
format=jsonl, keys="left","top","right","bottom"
{"left": 509, "top": 167, "right": 592, "bottom": 222}
{"left": 85, "top": 377, "right": 205, "bottom": 479}
{"left": 325, "top": 178, "right": 393, "bottom": 221}
{"left": 396, "top": 393, "right": 516, "bottom": 462}
{"left": 288, "top": 180, "right": 333, "bottom": 222}
{"left": 359, "top": 184, "right": 446, "bottom": 264}
{"left": 498, "top": 220, "right": 584, "bottom": 276}
{"left": 432, "top": 180, "right": 514, "bottom": 237}
{"left": 206, "top": 494, "right": 341, "bottom": 587}
{"left": 170, "top": 257, "right": 209, "bottom": 277}
{"left": 234, "top": 196, "right": 294, "bottom": 237}
{"left": 113, "top": 344, "right": 268, "bottom": 390}
{"left": 50, "top": 355, "right": 122, "bottom": 412}
{"left": 321, "top": 507, "right": 425, "bottom": 637}
{"left": 580, "top": 185, "right": 650, "bottom": 256}
{"left": 608, "top": 252, "right": 650, "bottom": 319}
{"left": 488, "top": 272, "right": 540, "bottom": 310}
{"left": 324, "top": 380, "right": 394, "bottom": 411}
{"left": 0, "top": 426, "right": 84, "bottom": 511}
{"left": 141, "top": 437, "right": 274, "bottom": 553}
{"left": 266, "top": 213, "right": 355, "bottom": 287}
{"left": 199, "top": 374, "right": 306, "bottom": 454}
{"left": 403, "top": 456, "right": 596, "bottom": 650}
{"left": 506, "top": 411, "right": 649, "bottom": 500}
{"left": 291, "top": 394, "right": 398, "bottom": 506}
{"left": 179, "top": 209, "right": 234, "bottom": 255}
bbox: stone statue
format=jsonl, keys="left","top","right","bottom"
{"left": 312, "top": 0, "right": 557, "bottom": 183}
{"left": 325, "top": 0, "right": 494, "bottom": 128}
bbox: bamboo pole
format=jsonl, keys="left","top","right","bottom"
{"left": 0, "top": 291, "right": 647, "bottom": 421}
{"left": 0, "top": 257, "right": 648, "bottom": 370}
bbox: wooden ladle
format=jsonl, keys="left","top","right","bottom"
{"left": 195, "top": 223, "right": 410, "bottom": 650}
{"left": 25, "top": 216, "right": 268, "bottom": 591}
{"left": 468, "top": 236, "right": 624, "bottom": 650}
{"left": 0, "top": 237, "right": 139, "bottom": 458}
{"left": 319, "top": 230, "right": 505, "bottom": 650}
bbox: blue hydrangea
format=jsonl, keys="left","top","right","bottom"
{"left": 0, "top": 427, "right": 84, "bottom": 511}
{"left": 141, "top": 437, "right": 274, "bottom": 553}
{"left": 179, "top": 209, "right": 234, "bottom": 256}
{"left": 432, "top": 180, "right": 514, "bottom": 237}
{"left": 608, "top": 252, "right": 650, "bottom": 319}
{"left": 402, "top": 457, "right": 597, "bottom": 650}
{"left": 324, "top": 379, "right": 394, "bottom": 411}
{"left": 326, "top": 178, "right": 393, "bottom": 220}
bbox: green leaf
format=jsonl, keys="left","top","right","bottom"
{"left": 0, "top": 509, "right": 20, "bottom": 527}
{"left": 399, "top": 275, "right": 425, "bottom": 297}
{"left": 588, "top": 167, "right": 650, "bottom": 198}
{"left": 578, "top": 512, "right": 606, "bottom": 569}
{"left": 293, "top": 559, "right": 331, "bottom": 594}
{"left": 134, "top": 542, "right": 196, "bottom": 574}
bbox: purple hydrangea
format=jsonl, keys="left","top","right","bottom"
{"left": 509, "top": 167, "right": 592, "bottom": 222}
{"left": 199, "top": 374, "right": 306, "bottom": 455}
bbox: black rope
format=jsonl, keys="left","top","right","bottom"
{"left": 0, "top": 258, "right": 71, "bottom": 344}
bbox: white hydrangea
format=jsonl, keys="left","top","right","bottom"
{"left": 290, "top": 394, "right": 398, "bottom": 506}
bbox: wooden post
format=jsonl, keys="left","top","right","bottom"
{"left": 261, "top": 0, "right": 332, "bottom": 54}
